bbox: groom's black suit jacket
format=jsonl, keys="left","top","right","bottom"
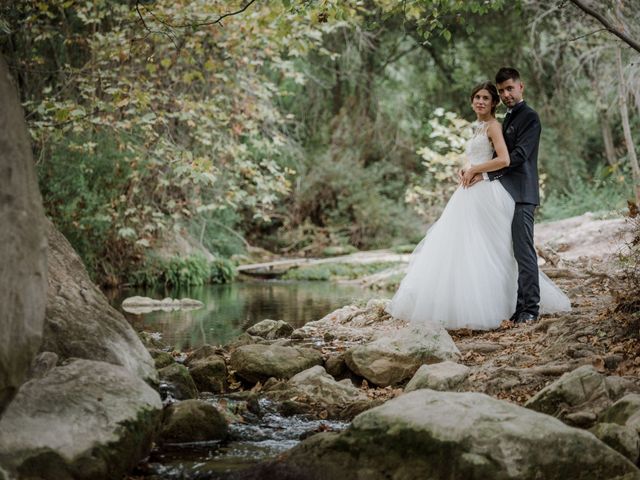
{"left": 488, "top": 101, "right": 541, "bottom": 205}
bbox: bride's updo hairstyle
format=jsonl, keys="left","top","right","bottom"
{"left": 470, "top": 82, "right": 499, "bottom": 115}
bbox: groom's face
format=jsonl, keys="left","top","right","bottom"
{"left": 496, "top": 78, "right": 524, "bottom": 108}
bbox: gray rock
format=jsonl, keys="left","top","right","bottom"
{"left": 291, "top": 301, "right": 404, "bottom": 344}
{"left": 0, "top": 57, "right": 48, "bottom": 414}
{"left": 247, "top": 319, "right": 294, "bottom": 340}
{"left": 344, "top": 324, "right": 460, "bottom": 386}
{"left": 29, "top": 351, "right": 59, "bottom": 379}
{"left": 230, "top": 344, "right": 323, "bottom": 384}
{"left": 590, "top": 422, "right": 640, "bottom": 464}
{"left": 225, "top": 332, "right": 266, "bottom": 349}
{"left": 158, "top": 363, "right": 198, "bottom": 400}
{"left": 525, "top": 365, "right": 639, "bottom": 427}
{"left": 159, "top": 399, "right": 228, "bottom": 444}
{"left": 42, "top": 219, "right": 157, "bottom": 382}
{"left": 256, "top": 390, "right": 640, "bottom": 480}
{"left": 121, "top": 296, "right": 204, "bottom": 314}
{"left": 266, "top": 366, "right": 367, "bottom": 409}
{"left": 184, "top": 344, "right": 221, "bottom": 366}
{"left": 600, "top": 394, "right": 640, "bottom": 434}
{"left": 404, "top": 361, "right": 470, "bottom": 392}
{"left": 188, "top": 355, "right": 227, "bottom": 393}
{"left": 0, "top": 359, "right": 162, "bottom": 480}
{"left": 325, "top": 353, "right": 346, "bottom": 378}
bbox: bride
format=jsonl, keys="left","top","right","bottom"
{"left": 386, "top": 82, "right": 571, "bottom": 330}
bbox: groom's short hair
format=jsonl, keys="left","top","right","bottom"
{"left": 496, "top": 67, "right": 520, "bottom": 84}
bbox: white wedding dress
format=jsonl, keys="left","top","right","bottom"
{"left": 387, "top": 121, "right": 571, "bottom": 330}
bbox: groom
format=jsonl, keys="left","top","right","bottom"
{"left": 465, "top": 67, "right": 541, "bottom": 324}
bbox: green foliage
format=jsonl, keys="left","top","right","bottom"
{"left": 406, "top": 109, "right": 473, "bottom": 220}
{"left": 188, "top": 209, "right": 247, "bottom": 259}
{"left": 539, "top": 166, "right": 635, "bottom": 221}
{"left": 4, "top": 0, "right": 637, "bottom": 280}
{"left": 210, "top": 258, "right": 237, "bottom": 284}
{"left": 129, "top": 254, "right": 236, "bottom": 287}
{"left": 37, "top": 130, "right": 138, "bottom": 278}
{"left": 283, "top": 261, "right": 398, "bottom": 281}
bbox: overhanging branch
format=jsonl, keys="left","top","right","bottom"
{"left": 568, "top": 0, "right": 640, "bottom": 53}
{"left": 136, "top": 0, "right": 258, "bottom": 30}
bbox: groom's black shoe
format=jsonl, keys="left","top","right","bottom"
{"left": 514, "top": 312, "right": 538, "bottom": 324}
{"left": 509, "top": 311, "right": 521, "bottom": 322}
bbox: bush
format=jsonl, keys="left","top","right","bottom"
{"left": 38, "top": 130, "right": 136, "bottom": 279}
{"left": 539, "top": 166, "right": 634, "bottom": 221}
{"left": 128, "top": 254, "right": 236, "bottom": 287}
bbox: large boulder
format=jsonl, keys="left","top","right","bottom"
{"left": 230, "top": 345, "right": 323, "bottom": 384}
{"left": 589, "top": 422, "right": 640, "bottom": 464}
{"left": 158, "top": 399, "right": 228, "bottom": 444}
{"left": 0, "top": 56, "right": 48, "bottom": 414}
{"left": 0, "top": 359, "right": 162, "bottom": 480}
{"left": 344, "top": 324, "right": 460, "bottom": 386}
{"left": 42, "top": 219, "right": 157, "bottom": 382}
{"left": 599, "top": 394, "right": 640, "bottom": 433}
{"left": 243, "top": 390, "right": 640, "bottom": 480}
{"left": 525, "top": 365, "right": 639, "bottom": 427}
{"left": 404, "top": 361, "right": 470, "bottom": 393}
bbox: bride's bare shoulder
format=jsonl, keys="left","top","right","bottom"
{"left": 486, "top": 119, "right": 503, "bottom": 134}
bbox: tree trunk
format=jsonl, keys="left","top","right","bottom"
{"left": 616, "top": 47, "right": 640, "bottom": 205}
{"left": 600, "top": 112, "right": 617, "bottom": 166}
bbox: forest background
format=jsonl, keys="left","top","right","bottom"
{"left": 1, "top": 0, "right": 638, "bottom": 287}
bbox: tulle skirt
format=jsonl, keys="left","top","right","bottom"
{"left": 387, "top": 180, "right": 571, "bottom": 330}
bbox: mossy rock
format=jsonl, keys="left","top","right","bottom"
{"left": 158, "top": 363, "right": 198, "bottom": 400}
{"left": 188, "top": 355, "right": 227, "bottom": 394}
{"left": 149, "top": 349, "right": 175, "bottom": 370}
{"left": 159, "top": 399, "right": 228, "bottom": 444}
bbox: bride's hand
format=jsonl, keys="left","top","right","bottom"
{"left": 461, "top": 166, "right": 477, "bottom": 188}
{"left": 457, "top": 168, "right": 465, "bottom": 185}
{"left": 466, "top": 173, "right": 483, "bottom": 188}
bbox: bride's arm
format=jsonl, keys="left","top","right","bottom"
{"left": 465, "top": 122, "right": 510, "bottom": 175}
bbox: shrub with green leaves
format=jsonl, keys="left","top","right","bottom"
{"left": 539, "top": 165, "right": 634, "bottom": 221}
{"left": 128, "top": 254, "right": 236, "bottom": 287}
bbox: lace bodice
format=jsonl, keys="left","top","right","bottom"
{"left": 465, "top": 121, "right": 494, "bottom": 165}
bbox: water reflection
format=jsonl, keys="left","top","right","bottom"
{"left": 112, "top": 280, "right": 380, "bottom": 350}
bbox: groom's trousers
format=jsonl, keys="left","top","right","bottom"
{"left": 512, "top": 203, "right": 540, "bottom": 316}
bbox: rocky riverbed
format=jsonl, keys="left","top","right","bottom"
{"left": 121, "top": 212, "right": 640, "bottom": 479}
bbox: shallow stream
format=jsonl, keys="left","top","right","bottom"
{"left": 110, "top": 279, "right": 378, "bottom": 478}
{"left": 112, "top": 279, "right": 377, "bottom": 350}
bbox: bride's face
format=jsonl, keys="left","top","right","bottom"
{"left": 472, "top": 89, "right": 494, "bottom": 117}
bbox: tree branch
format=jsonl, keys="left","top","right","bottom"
{"left": 567, "top": 0, "right": 640, "bottom": 53}
{"left": 137, "top": 0, "right": 258, "bottom": 30}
